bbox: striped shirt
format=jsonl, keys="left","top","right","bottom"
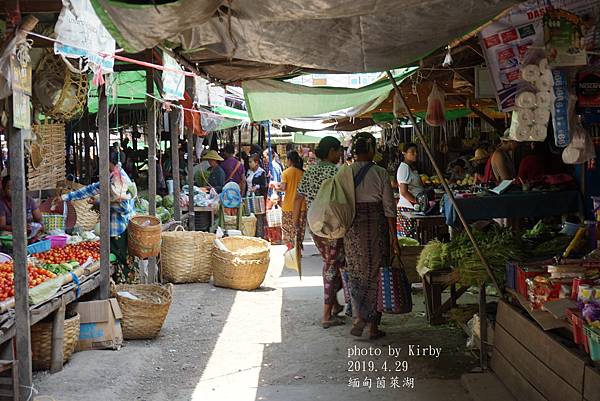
{"left": 63, "top": 168, "right": 136, "bottom": 237}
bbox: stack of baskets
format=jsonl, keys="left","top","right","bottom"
{"left": 31, "top": 313, "right": 80, "bottom": 370}
{"left": 212, "top": 237, "right": 270, "bottom": 291}
{"left": 128, "top": 215, "right": 162, "bottom": 259}
{"left": 161, "top": 227, "right": 215, "bottom": 283}
{"left": 113, "top": 284, "right": 172, "bottom": 340}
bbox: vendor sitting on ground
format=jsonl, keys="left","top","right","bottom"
{"left": 201, "top": 150, "right": 226, "bottom": 193}
{"left": 0, "top": 176, "right": 44, "bottom": 237}
{"left": 60, "top": 150, "right": 137, "bottom": 283}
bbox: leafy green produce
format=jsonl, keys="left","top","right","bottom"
{"left": 155, "top": 195, "right": 163, "bottom": 207}
{"left": 156, "top": 206, "right": 171, "bottom": 224}
{"left": 529, "top": 234, "right": 572, "bottom": 258}
{"left": 135, "top": 198, "right": 149, "bottom": 214}
{"left": 398, "top": 237, "right": 420, "bottom": 247}
{"left": 522, "top": 220, "right": 548, "bottom": 239}
{"left": 162, "top": 194, "right": 175, "bottom": 208}
{"left": 447, "top": 226, "right": 523, "bottom": 287}
{"left": 417, "top": 240, "right": 448, "bottom": 277}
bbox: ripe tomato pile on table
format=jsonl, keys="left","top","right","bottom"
{"left": 34, "top": 241, "right": 100, "bottom": 266}
{"left": 0, "top": 262, "right": 56, "bottom": 301}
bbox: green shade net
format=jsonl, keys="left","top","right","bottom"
{"left": 242, "top": 68, "right": 418, "bottom": 121}
{"left": 88, "top": 70, "right": 159, "bottom": 113}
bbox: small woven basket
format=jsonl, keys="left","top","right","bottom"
{"left": 128, "top": 215, "right": 162, "bottom": 259}
{"left": 212, "top": 237, "right": 270, "bottom": 291}
{"left": 161, "top": 227, "right": 215, "bottom": 283}
{"left": 31, "top": 313, "right": 80, "bottom": 371}
{"left": 113, "top": 284, "right": 172, "bottom": 340}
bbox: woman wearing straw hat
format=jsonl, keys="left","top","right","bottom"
{"left": 470, "top": 147, "right": 490, "bottom": 182}
{"left": 201, "top": 150, "right": 226, "bottom": 193}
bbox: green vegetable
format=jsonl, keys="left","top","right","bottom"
{"left": 155, "top": 206, "right": 171, "bottom": 224}
{"left": 155, "top": 195, "right": 163, "bottom": 207}
{"left": 448, "top": 226, "right": 523, "bottom": 287}
{"left": 398, "top": 237, "right": 420, "bottom": 247}
{"left": 417, "top": 240, "right": 448, "bottom": 277}
{"left": 162, "top": 194, "right": 175, "bottom": 208}
{"left": 135, "top": 198, "right": 149, "bottom": 214}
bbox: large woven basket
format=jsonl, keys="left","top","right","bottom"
{"left": 128, "top": 215, "right": 162, "bottom": 259}
{"left": 31, "top": 313, "right": 80, "bottom": 371}
{"left": 113, "top": 284, "right": 172, "bottom": 340}
{"left": 224, "top": 214, "right": 257, "bottom": 237}
{"left": 213, "top": 237, "right": 270, "bottom": 291}
{"left": 161, "top": 227, "right": 215, "bottom": 283}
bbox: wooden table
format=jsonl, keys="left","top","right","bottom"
{"left": 0, "top": 264, "right": 101, "bottom": 374}
{"left": 422, "top": 269, "right": 469, "bottom": 325}
{"left": 400, "top": 212, "right": 449, "bottom": 244}
{"left": 182, "top": 204, "right": 218, "bottom": 232}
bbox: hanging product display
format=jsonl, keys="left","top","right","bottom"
{"left": 544, "top": 9, "right": 588, "bottom": 67}
{"left": 425, "top": 82, "right": 446, "bottom": 127}
{"left": 552, "top": 69, "right": 573, "bottom": 147}
{"left": 509, "top": 59, "right": 553, "bottom": 142}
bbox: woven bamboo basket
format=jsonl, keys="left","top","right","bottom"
{"left": 224, "top": 214, "right": 257, "bottom": 237}
{"left": 59, "top": 180, "right": 99, "bottom": 230}
{"left": 212, "top": 237, "right": 270, "bottom": 291}
{"left": 113, "top": 284, "right": 172, "bottom": 340}
{"left": 31, "top": 313, "right": 80, "bottom": 371}
{"left": 28, "top": 122, "right": 66, "bottom": 191}
{"left": 161, "top": 227, "right": 215, "bottom": 283}
{"left": 128, "top": 215, "right": 162, "bottom": 259}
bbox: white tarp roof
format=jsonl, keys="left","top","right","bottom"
{"left": 90, "top": 0, "right": 519, "bottom": 78}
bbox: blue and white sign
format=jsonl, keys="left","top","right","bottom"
{"left": 54, "top": 0, "right": 116, "bottom": 72}
{"left": 162, "top": 54, "right": 185, "bottom": 101}
{"left": 551, "top": 69, "right": 570, "bottom": 148}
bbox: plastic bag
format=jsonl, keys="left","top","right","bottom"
{"left": 562, "top": 120, "right": 595, "bottom": 164}
{"left": 284, "top": 247, "right": 299, "bottom": 271}
{"left": 307, "top": 164, "right": 355, "bottom": 240}
{"left": 425, "top": 82, "right": 445, "bottom": 127}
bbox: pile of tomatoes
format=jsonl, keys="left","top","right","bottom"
{"left": 0, "top": 262, "right": 56, "bottom": 301}
{"left": 34, "top": 241, "right": 100, "bottom": 266}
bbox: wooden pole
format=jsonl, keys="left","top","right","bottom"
{"left": 170, "top": 108, "right": 181, "bottom": 222}
{"left": 187, "top": 128, "right": 195, "bottom": 231}
{"left": 84, "top": 113, "right": 91, "bottom": 184}
{"left": 385, "top": 71, "right": 502, "bottom": 295}
{"left": 49, "top": 302, "right": 65, "bottom": 373}
{"left": 146, "top": 70, "right": 157, "bottom": 283}
{"left": 9, "top": 98, "right": 32, "bottom": 401}
{"left": 479, "top": 283, "right": 488, "bottom": 370}
{"left": 98, "top": 84, "right": 111, "bottom": 299}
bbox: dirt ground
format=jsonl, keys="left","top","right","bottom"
{"left": 33, "top": 242, "right": 477, "bottom": 401}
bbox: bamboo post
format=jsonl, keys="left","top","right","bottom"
{"left": 98, "top": 84, "right": 111, "bottom": 299}
{"left": 146, "top": 70, "right": 157, "bottom": 283}
{"left": 385, "top": 71, "right": 502, "bottom": 296}
{"left": 187, "top": 128, "right": 195, "bottom": 231}
{"left": 170, "top": 108, "right": 182, "bottom": 222}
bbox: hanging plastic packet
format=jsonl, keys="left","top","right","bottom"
{"left": 425, "top": 82, "right": 445, "bottom": 127}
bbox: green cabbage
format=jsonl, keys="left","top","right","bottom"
{"left": 162, "top": 194, "right": 175, "bottom": 208}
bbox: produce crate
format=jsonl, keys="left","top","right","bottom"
{"left": 27, "top": 240, "right": 51, "bottom": 255}
{"left": 567, "top": 308, "right": 589, "bottom": 353}
{"left": 585, "top": 325, "right": 600, "bottom": 362}
{"left": 516, "top": 264, "right": 548, "bottom": 298}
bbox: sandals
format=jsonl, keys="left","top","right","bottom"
{"left": 350, "top": 320, "right": 367, "bottom": 337}
{"left": 332, "top": 304, "right": 344, "bottom": 317}
{"left": 322, "top": 317, "right": 345, "bottom": 329}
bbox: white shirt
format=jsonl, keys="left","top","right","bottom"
{"left": 396, "top": 162, "right": 424, "bottom": 209}
{"left": 245, "top": 166, "right": 265, "bottom": 196}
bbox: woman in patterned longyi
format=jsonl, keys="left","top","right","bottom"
{"left": 345, "top": 133, "right": 399, "bottom": 340}
{"left": 294, "top": 136, "right": 346, "bottom": 329}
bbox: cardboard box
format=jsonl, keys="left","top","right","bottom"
{"left": 75, "top": 299, "right": 123, "bottom": 351}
